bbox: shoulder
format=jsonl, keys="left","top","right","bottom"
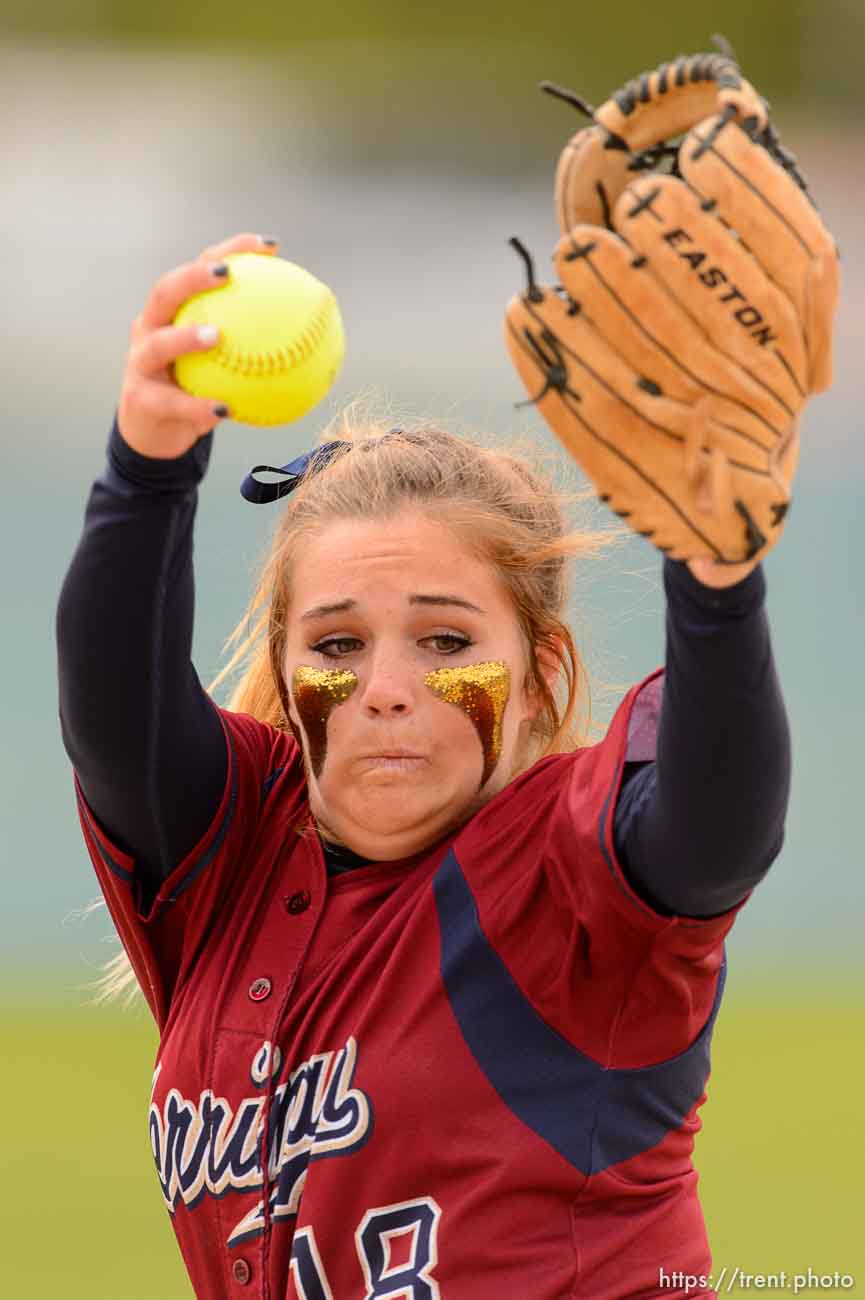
{"left": 215, "top": 706, "right": 306, "bottom": 802}
{"left": 452, "top": 669, "right": 663, "bottom": 904}
{"left": 623, "top": 670, "right": 663, "bottom": 762}
{"left": 461, "top": 668, "right": 664, "bottom": 838}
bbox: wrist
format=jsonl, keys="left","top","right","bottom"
{"left": 115, "top": 419, "right": 201, "bottom": 462}
{"left": 684, "top": 556, "right": 762, "bottom": 589}
{"left": 664, "top": 555, "right": 766, "bottom": 617}
{"left": 106, "top": 412, "right": 214, "bottom": 493}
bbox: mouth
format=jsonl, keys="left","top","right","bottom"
{"left": 357, "top": 752, "right": 427, "bottom": 772}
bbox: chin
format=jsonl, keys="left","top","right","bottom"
{"left": 322, "top": 784, "right": 465, "bottom": 854}
{"left": 348, "top": 790, "right": 442, "bottom": 835}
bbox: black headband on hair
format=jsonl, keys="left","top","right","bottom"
{"left": 239, "top": 428, "right": 405, "bottom": 505}
{"left": 240, "top": 441, "right": 348, "bottom": 504}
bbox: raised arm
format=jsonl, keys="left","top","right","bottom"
{"left": 613, "top": 555, "right": 791, "bottom": 918}
{"left": 56, "top": 416, "right": 228, "bottom": 894}
{"left": 56, "top": 232, "right": 279, "bottom": 894}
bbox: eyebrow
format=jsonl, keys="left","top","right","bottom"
{"left": 300, "top": 594, "right": 487, "bottom": 621}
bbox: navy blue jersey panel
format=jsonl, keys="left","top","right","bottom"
{"left": 433, "top": 849, "right": 722, "bottom": 1175}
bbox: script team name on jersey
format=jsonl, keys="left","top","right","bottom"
{"left": 148, "top": 1036, "right": 373, "bottom": 1246}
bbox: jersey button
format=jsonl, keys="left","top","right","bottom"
{"left": 285, "top": 889, "right": 312, "bottom": 915}
{"left": 231, "top": 1258, "right": 252, "bottom": 1285}
{"left": 248, "top": 977, "right": 272, "bottom": 1002}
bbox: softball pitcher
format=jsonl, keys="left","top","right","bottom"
{"left": 55, "top": 47, "right": 837, "bottom": 1300}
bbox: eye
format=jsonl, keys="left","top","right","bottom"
{"left": 310, "top": 633, "right": 472, "bottom": 659}
{"left": 312, "top": 637, "right": 362, "bottom": 658}
{"left": 424, "top": 634, "right": 472, "bottom": 654}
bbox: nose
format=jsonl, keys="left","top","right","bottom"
{"left": 358, "top": 652, "right": 415, "bottom": 716}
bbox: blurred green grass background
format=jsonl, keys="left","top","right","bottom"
{"left": 3, "top": 0, "right": 865, "bottom": 112}
{"left": 5, "top": 987, "right": 861, "bottom": 1295}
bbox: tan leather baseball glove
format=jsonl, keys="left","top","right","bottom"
{"left": 504, "top": 47, "right": 839, "bottom": 564}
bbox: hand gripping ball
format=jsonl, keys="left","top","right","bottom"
{"left": 173, "top": 252, "right": 345, "bottom": 426}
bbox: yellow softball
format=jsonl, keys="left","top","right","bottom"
{"left": 173, "top": 252, "right": 345, "bottom": 426}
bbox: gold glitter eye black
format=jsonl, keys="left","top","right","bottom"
{"left": 291, "top": 665, "right": 358, "bottom": 777}
{"left": 425, "top": 660, "right": 511, "bottom": 788}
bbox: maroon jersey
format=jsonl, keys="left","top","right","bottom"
{"left": 75, "top": 666, "right": 741, "bottom": 1299}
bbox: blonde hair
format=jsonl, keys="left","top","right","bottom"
{"left": 85, "top": 405, "right": 627, "bottom": 1006}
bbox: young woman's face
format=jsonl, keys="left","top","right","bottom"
{"left": 283, "top": 509, "right": 550, "bottom": 860}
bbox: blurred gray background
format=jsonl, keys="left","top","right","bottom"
{"left": 2, "top": 34, "right": 861, "bottom": 988}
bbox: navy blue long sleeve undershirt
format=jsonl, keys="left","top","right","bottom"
{"left": 56, "top": 415, "right": 791, "bottom": 920}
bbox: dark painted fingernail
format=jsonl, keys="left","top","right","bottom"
{"left": 213, "top": 404, "right": 230, "bottom": 418}
{"left": 259, "top": 236, "right": 278, "bottom": 247}
{"left": 212, "top": 263, "right": 229, "bottom": 277}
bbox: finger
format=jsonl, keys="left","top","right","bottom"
{"left": 197, "top": 231, "right": 278, "bottom": 262}
{"left": 130, "top": 376, "right": 230, "bottom": 432}
{"left": 131, "top": 321, "right": 222, "bottom": 381}
{"left": 613, "top": 174, "right": 807, "bottom": 411}
{"left": 139, "top": 260, "right": 232, "bottom": 334}
{"left": 138, "top": 234, "right": 279, "bottom": 335}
